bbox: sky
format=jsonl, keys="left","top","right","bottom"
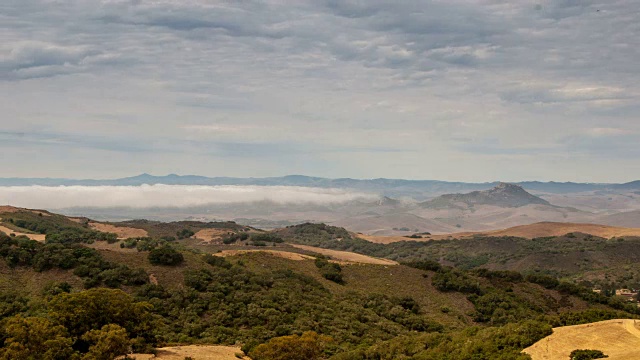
{"left": 2, "top": 0, "right": 639, "bottom": 183}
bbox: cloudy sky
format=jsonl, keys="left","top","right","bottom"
{"left": 2, "top": 0, "right": 639, "bottom": 183}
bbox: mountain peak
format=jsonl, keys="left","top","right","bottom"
{"left": 421, "top": 182, "right": 551, "bottom": 209}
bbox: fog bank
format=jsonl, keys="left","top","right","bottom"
{"left": 0, "top": 185, "right": 377, "bottom": 209}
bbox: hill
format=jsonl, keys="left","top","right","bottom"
{"left": 420, "top": 183, "right": 551, "bottom": 209}
{"left": 597, "top": 209, "right": 640, "bottom": 228}
{"left": 2, "top": 208, "right": 639, "bottom": 359}
{"left": 281, "top": 223, "right": 640, "bottom": 289}
{"left": 523, "top": 319, "right": 640, "bottom": 360}
{"left": 475, "top": 222, "right": 640, "bottom": 239}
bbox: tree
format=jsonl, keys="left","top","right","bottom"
{"left": 176, "top": 229, "right": 195, "bottom": 239}
{"left": 48, "top": 288, "right": 155, "bottom": 350}
{"left": 0, "top": 316, "right": 76, "bottom": 360}
{"left": 250, "top": 331, "right": 332, "bottom": 360}
{"left": 81, "top": 324, "right": 130, "bottom": 360}
{"left": 570, "top": 349, "right": 609, "bottom": 360}
{"left": 148, "top": 246, "right": 184, "bottom": 266}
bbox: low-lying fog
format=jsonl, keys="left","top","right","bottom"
{"left": 0, "top": 185, "right": 378, "bottom": 209}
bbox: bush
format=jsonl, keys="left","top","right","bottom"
{"left": 251, "top": 233, "right": 284, "bottom": 243}
{"left": 525, "top": 273, "right": 560, "bottom": 289}
{"left": 148, "top": 246, "right": 184, "bottom": 266}
{"left": 203, "top": 254, "right": 232, "bottom": 269}
{"left": 570, "top": 349, "right": 608, "bottom": 360}
{"left": 176, "top": 229, "right": 195, "bottom": 239}
{"left": 315, "top": 258, "right": 344, "bottom": 284}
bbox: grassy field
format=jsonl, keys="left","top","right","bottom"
{"left": 523, "top": 319, "right": 640, "bottom": 360}
{"left": 128, "top": 345, "right": 249, "bottom": 359}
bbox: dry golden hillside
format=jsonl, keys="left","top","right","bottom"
{"left": 360, "top": 222, "right": 640, "bottom": 243}
{"left": 128, "top": 345, "right": 249, "bottom": 360}
{"left": 523, "top": 319, "right": 640, "bottom": 360}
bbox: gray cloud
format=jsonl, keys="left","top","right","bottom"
{"left": 1, "top": 0, "right": 639, "bottom": 182}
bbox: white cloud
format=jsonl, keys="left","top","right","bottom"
{"left": 0, "top": 185, "right": 378, "bottom": 209}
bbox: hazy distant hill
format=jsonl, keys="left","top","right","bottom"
{"left": 2, "top": 173, "right": 639, "bottom": 197}
{"left": 420, "top": 183, "right": 551, "bottom": 209}
{"left": 597, "top": 209, "right": 640, "bottom": 228}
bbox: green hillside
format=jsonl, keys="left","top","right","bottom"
{"left": 280, "top": 223, "right": 640, "bottom": 290}
{"left": 0, "top": 211, "right": 638, "bottom": 359}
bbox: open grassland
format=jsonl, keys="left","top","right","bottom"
{"left": 361, "top": 222, "right": 640, "bottom": 243}
{"left": 194, "top": 228, "right": 240, "bottom": 242}
{"left": 89, "top": 221, "right": 148, "bottom": 239}
{"left": 214, "top": 249, "right": 315, "bottom": 261}
{"left": 0, "top": 259, "right": 83, "bottom": 296}
{"left": 524, "top": 319, "right": 640, "bottom": 360}
{"left": 479, "top": 222, "right": 640, "bottom": 239}
{"left": 0, "top": 224, "right": 46, "bottom": 241}
{"left": 129, "top": 345, "right": 249, "bottom": 360}
{"left": 289, "top": 244, "right": 398, "bottom": 265}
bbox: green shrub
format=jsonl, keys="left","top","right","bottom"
{"left": 569, "top": 349, "right": 608, "bottom": 360}
{"left": 203, "top": 254, "right": 232, "bottom": 269}
{"left": 148, "top": 246, "right": 184, "bottom": 266}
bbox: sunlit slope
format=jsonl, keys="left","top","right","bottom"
{"left": 524, "top": 319, "right": 640, "bottom": 360}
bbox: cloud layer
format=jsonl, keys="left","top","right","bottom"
{"left": 0, "top": 185, "right": 377, "bottom": 209}
{"left": 1, "top": 0, "right": 639, "bottom": 182}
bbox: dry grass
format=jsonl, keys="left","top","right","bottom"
{"left": 523, "top": 319, "right": 640, "bottom": 360}
{"left": 215, "top": 249, "right": 315, "bottom": 261}
{"left": 360, "top": 222, "right": 640, "bottom": 243}
{"left": 89, "top": 222, "right": 148, "bottom": 239}
{"left": 481, "top": 222, "right": 640, "bottom": 239}
{"left": 357, "top": 234, "right": 419, "bottom": 244}
{"left": 0, "top": 225, "right": 46, "bottom": 241}
{"left": 0, "top": 206, "right": 21, "bottom": 213}
{"left": 0, "top": 206, "right": 50, "bottom": 216}
{"left": 289, "top": 244, "right": 398, "bottom": 265}
{"left": 127, "top": 345, "right": 249, "bottom": 360}
{"left": 0, "top": 259, "right": 83, "bottom": 295}
{"left": 194, "top": 228, "right": 234, "bottom": 242}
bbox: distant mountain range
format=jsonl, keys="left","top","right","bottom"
{"left": 1, "top": 173, "right": 639, "bottom": 198}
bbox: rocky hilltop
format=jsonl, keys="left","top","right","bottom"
{"left": 420, "top": 182, "right": 551, "bottom": 209}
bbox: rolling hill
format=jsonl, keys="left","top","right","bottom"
{"left": 420, "top": 183, "right": 551, "bottom": 209}
{"left": 524, "top": 319, "right": 640, "bottom": 360}
{"left": 2, "top": 207, "right": 640, "bottom": 359}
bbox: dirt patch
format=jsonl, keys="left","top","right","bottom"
{"left": 215, "top": 249, "right": 315, "bottom": 261}
{"left": 149, "top": 274, "right": 158, "bottom": 285}
{"left": 524, "top": 319, "right": 640, "bottom": 360}
{"left": 289, "top": 244, "right": 398, "bottom": 265}
{"left": 89, "top": 222, "right": 148, "bottom": 239}
{"left": 127, "top": 345, "right": 249, "bottom": 360}
{"left": 194, "top": 228, "right": 234, "bottom": 242}
{"left": 0, "top": 225, "right": 46, "bottom": 241}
